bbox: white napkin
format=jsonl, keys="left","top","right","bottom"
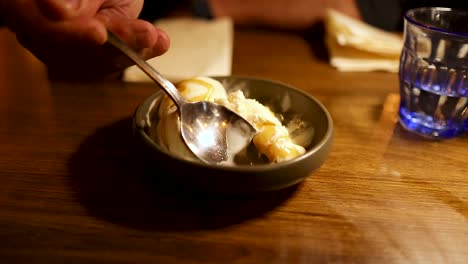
{"left": 123, "top": 17, "right": 233, "bottom": 83}
{"left": 324, "top": 9, "right": 403, "bottom": 72}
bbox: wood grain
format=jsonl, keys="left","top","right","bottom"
{"left": 0, "top": 26, "right": 467, "bottom": 264}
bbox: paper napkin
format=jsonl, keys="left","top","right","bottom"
{"left": 123, "top": 17, "right": 233, "bottom": 83}
{"left": 324, "top": 9, "right": 403, "bottom": 72}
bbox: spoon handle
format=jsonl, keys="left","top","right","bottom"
{"left": 107, "top": 31, "right": 185, "bottom": 107}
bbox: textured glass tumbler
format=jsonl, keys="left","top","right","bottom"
{"left": 399, "top": 7, "right": 468, "bottom": 139}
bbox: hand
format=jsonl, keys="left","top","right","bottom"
{"left": 0, "top": 0, "right": 170, "bottom": 79}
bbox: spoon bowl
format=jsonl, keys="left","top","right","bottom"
{"left": 107, "top": 32, "right": 257, "bottom": 164}
{"left": 179, "top": 100, "right": 257, "bottom": 164}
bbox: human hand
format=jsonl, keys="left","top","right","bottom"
{"left": 0, "top": 0, "right": 170, "bottom": 79}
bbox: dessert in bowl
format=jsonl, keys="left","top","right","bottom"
{"left": 133, "top": 76, "right": 333, "bottom": 194}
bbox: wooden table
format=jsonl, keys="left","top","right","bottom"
{"left": 0, "top": 26, "right": 467, "bottom": 264}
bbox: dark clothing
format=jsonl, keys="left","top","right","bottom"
{"left": 356, "top": 0, "right": 404, "bottom": 31}
{"left": 357, "top": 0, "right": 468, "bottom": 31}
{"left": 139, "top": 0, "right": 186, "bottom": 22}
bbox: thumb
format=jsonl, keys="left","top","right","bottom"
{"left": 36, "top": 0, "right": 83, "bottom": 20}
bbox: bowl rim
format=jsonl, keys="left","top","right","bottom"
{"left": 134, "top": 75, "right": 334, "bottom": 172}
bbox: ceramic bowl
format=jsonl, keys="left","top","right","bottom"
{"left": 133, "top": 76, "right": 333, "bottom": 194}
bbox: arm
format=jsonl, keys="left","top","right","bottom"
{"left": 208, "top": 0, "right": 361, "bottom": 29}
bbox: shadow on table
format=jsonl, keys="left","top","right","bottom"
{"left": 68, "top": 118, "right": 299, "bottom": 231}
{"left": 300, "top": 22, "right": 330, "bottom": 62}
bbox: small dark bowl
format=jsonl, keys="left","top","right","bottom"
{"left": 133, "top": 76, "right": 333, "bottom": 194}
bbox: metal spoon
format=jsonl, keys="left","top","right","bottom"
{"left": 107, "top": 31, "right": 257, "bottom": 165}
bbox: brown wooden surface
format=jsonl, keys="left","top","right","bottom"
{"left": 0, "top": 26, "right": 467, "bottom": 264}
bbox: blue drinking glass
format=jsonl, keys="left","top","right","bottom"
{"left": 399, "top": 7, "right": 468, "bottom": 139}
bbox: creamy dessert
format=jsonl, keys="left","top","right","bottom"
{"left": 156, "top": 76, "right": 311, "bottom": 164}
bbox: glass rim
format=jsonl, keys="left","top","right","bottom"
{"left": 404, "top": 7, "right": 468, "bottom": 38}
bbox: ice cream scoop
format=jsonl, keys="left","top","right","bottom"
{"left": 157, "top": 77, "right": 309, "bottom": 165}
{"left": 107, "top": 31, "right": 257, "bottom": 164}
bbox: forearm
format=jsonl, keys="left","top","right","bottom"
{"left": 209, "top": 0, "right": 361, "bottom": 29}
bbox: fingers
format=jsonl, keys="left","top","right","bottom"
{"left": 51, "top": 18, "right": 108, "bottom": 45}
{"left": 5, "top": 0, "right": 107, "bottom": 45}
{"left": 151, "top": 28, "right": 170, "bottom": 57}
{"left": 36, "top": 0, "right": 85, "bottom": 20}
{"left": 138, "top": 29, "right": 170, "bottom": 60}
{"left": 100, "top": 17, "right": 170, "bottom": 57}
{"left": 9, "top": 0, "right": 168, "bottom": 53}
{"left": 4, "top": 0, "right": 170, "bottom": 79}
{"left": 15, "top": 17, "right": 107, "bottom": 61}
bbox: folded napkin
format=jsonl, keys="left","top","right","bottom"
{"left": 123, "top": 17, "right": 233, "bottom": 83}
{"left": 324, "top": 9, "right": 403, "bottom": 72}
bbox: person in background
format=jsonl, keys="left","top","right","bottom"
{"left": 142, "top": 0, "right": 362, "bottom": 30}
{"left": 187, "top": 0, "right": 468, "bottom": 31}
{"left": 1, "top": 0, "right": 467, "bottom": 79}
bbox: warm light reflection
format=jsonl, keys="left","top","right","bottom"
{"left": 196, "top": 119, "right": 207, "bottom": 128}
{"left": 196, "top": 128, "right": 217, "bottom": 148}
